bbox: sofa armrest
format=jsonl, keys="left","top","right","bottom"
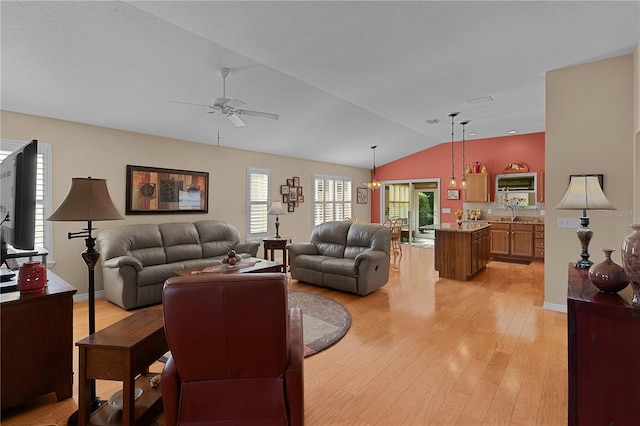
{"left": 234, "top": 240, "right": 260, "bottom": 257}
{"left": 287, "top": 242, "right": 317, "bottom": 257}
{"left": 354, "top": 250, "right": 391, "bottom": 296}
{"left": 102, "top": 255, "right": 143, "bottom": 272}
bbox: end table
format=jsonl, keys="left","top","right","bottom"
{"left": 263, "top": 236, "right": 291, "bottom": 272}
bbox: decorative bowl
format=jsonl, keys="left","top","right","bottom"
{"left": 108, "top": 387, "right": 143, "bottom": 410}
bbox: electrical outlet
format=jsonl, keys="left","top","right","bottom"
{"left": 540, "top": 209, "right": 545, "bottom": 216}
{"left": 558, "top": 217, "right": 580, "bottom": 228}
{"left": 487, "top": 208, "right": 492, "bottom": 215}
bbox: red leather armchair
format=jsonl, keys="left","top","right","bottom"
{"left": 161, "top": 272, "right": 304, "bottom": 425}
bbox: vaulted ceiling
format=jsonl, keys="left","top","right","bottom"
{"left": 2, "top": 1, "right": 639, "bottom": 168}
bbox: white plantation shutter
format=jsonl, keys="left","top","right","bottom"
{"left": 313, "top": 174, "right": 352, "bottom": 226}
{"left": 387, "top": 184, "right": 409, "bottom": 219}
{"left": 0, "top": 140, "right": 50, "bottom": 252}
{"left": 247, "top": 167, "right": 269, "bottom": 238}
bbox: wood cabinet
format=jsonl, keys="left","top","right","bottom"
{"left": 534, "top": 224, "right": 545, "bottom": 260}
{"left": 463, "top": 173, "right": 490, "bottom": 202}
{"left": 567, "top": 265, "right": 640, "bottom": 425}
{"left": 490, "top": 223, "right": 534, "bottom": 260}
{"left": 1, "top": 271, "right": 76, "bottom": 409}
{"left": 435, "top": 224, "right": 490, "bottom": 281}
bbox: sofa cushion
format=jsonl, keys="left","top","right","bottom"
{"left": 138, "top": 263, "right": 181, "bottom": 287}
{"left": 310, "top": 221, "right": 351, "bottom": 258}
{"left": 160, "top": 222, "right": 203, "bottom": 263}
{"left": 344, "top": 223, "right": 391, "bottom": 258}
{"left": 195, "top": 220, "right": 241, "bottom": 257}
{"left": 321, "top": 258, "right": 357, "bottom": 278}
{"left": 294, "top": 254, "right": 332, "bottom": 271}
{"left": 98, "top": 223, "right": 167, "bottom": 267}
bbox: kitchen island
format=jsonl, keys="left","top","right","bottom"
{"left": 434, "top": 222, "right": 491, "bottom": 281}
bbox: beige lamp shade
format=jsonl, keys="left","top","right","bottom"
{"left": 554, "top": 175, "right": 615, "bottom": 211}
{"left": 48, "top": 177, "right": 124, "bottom": 221}
{"left": 268, "top": 201, "right": 286, "bottom": 216}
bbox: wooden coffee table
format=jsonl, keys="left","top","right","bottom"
{"left": 174, "top": 257, "right": 283, "bottom": 277}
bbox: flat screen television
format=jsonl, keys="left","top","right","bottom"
{"left": 1, "top": 139, "right": 38, "bottom": 268}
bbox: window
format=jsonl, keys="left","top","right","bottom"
{"left": 247, "top": 167, "right": 270, "bottom": 240}
{"left": 0, "top": 140, "right": 52, "bottom": 254}
{"left": 313, "top": 174, "right": 352, "bottom": 226}
{"left": 386, "top": 184, "right": 410, "bottom": 220}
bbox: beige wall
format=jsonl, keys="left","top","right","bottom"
{"left": 545, "top": 52, "right": 638, "bottom": 309}
{"left": 1, "top": 111, "right": 370, "bottom": 296}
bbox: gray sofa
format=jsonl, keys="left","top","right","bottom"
{"left": 97, "top": 221, "right": 260, "bottom": 310}
{"left": 287, "top": 221, "right": 391, "bottom": 296}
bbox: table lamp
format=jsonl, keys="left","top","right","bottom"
{"left": 268, "top": 201, "right": 286, "bottom": 238}
{"left": 555, "top": 175, "right": 615, "bottom": 268}
{"left": 48, "top": 177, "right": 124, "bottom": 414}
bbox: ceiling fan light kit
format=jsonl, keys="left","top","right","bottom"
{"left": 174, "top": 67, "right": 279, "bottom": 128}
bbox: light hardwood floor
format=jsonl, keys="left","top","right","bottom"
{"left": 1, "top": 246, "right": 568, "bottom": 425}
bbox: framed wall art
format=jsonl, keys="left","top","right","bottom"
{"left": 126, "top": 165, "right": 209, "bottom": 214}
{"left": 446, "top": 189, "right": 460, "bottom": 200}
{"left": 357, "top": 187, "right": 368, "bottom": 204}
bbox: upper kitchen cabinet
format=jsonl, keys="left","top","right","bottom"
{"left": 463, "top": 173, "right": 490, "bottom": 203}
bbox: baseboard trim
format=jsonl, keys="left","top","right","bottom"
{"left": 73, "top": 290, "right": 104, "bottom": 302}
{"left": 543, "top": 301, "right": 567, "bottom": 313}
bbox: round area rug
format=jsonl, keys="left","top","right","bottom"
{"left": 288, "top": 289, "right": 351, "bottom": 357}
{"left": 159, "top": 290, "right": 351, "bottom": 362}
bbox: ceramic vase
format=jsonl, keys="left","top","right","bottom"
{"left": 588, "top": 249, "right": 628, "bottom": 294}
{"left": 621, "top": 224, "right": 640, "bottom": 305}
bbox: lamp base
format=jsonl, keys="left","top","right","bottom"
{"left": 574, "top": 259, "right": 593, "bottom": 269}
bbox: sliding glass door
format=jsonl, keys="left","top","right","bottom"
{"left": 381, "top": 179, "right": 440, "bottom": 247}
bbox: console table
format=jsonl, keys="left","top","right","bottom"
{"left": 76, "top": 308, "right": 168, "bottom": 425}
{"left": 567, "top": 264, "right": 639, "bottom": 425}
{"left": 1, "top": 270, "right": 76, "bottom": 409}
{"left": 263, "top": 236, "right": 291, "bottom": 272}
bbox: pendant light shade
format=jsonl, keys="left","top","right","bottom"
{"left": 366, "top": 145, "right": 382, "bottom": 190}
{"left": 448, "top": 112, "right": 459, "bottom": 188}
{"left": 460, "top": 120, "right": 470, "bottom": 189}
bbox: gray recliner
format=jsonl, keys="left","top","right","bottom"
{"left": 287, "top": 221, "right": 391, "bottom": 296}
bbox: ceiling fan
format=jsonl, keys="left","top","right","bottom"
{"left": 173, "top": 68, "right": 279, "bottom": 127}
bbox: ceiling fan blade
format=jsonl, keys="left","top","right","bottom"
{"left": 224, "top": 98, "right": 245, "bottom": 109}
{"left": 172, "top": 101, "right": 213, "bottom": 108}
{"left": 237, "top": 109, "right": 279, "bottom": 120}
{"left": 227, "top": 113, "right": 246, "bottom": 127}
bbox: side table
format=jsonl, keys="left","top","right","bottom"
{"left": 76, "top": 308, "right": 168, "bottom": 426}
{"left": 263, "top": 236, "right": 291, "bottom": 272}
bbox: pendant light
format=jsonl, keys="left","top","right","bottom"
{"left": 448, "top": 112, "right": 459, "bottom": 188}
{"left": 460, "top": 120, "right": 470, "bottom": 189}
{"left": 366, "top": 145, "right": 382, "bottom": 190}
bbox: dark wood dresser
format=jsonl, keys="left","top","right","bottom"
{"left": 1, "top": 270, "right": 76, "bottom": 409}
{"left": 567, "top": 264, "right": 639, "bottom": 425}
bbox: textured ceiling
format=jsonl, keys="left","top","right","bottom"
{"left": 2, "top": 1, "right": 639, "bottom": 168}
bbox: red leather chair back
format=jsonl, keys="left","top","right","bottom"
{"left": 162, "top": 272, "right": 303, "bottom": 425}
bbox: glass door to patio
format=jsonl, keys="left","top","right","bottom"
{"left": 382, "top": 180, "right": 439, "bottom": 248}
